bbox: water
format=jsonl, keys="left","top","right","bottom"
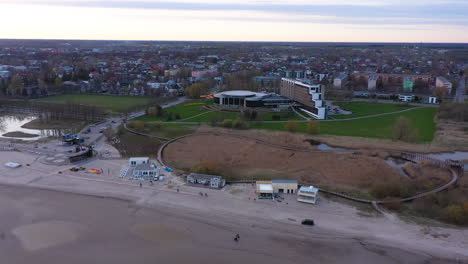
{"left": 427, "top": 152, "right": 468, "bottom": 161}
{"left": 316, "top": 143, "right": 353, "bottom": 153}
{"left": 317, "top": 142, "right": 468, "bottom": 170}
{"left": 385, "top": 157, "right": 411, "bottom": 178}
{"left": 0, "top": 115, "right": 63, "bottom": 141}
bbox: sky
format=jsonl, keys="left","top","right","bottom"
{"left": 1, "top": 0, "right": 468, "bottom": 43}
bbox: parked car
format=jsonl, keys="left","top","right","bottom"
{"left": 301, "top": 219, "right": 315, "bottom": 226}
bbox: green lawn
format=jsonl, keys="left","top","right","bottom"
{"left": 34, "top": 94, "right": 152, "bottom": 113}
{"left": 134, "top": 99, "right": 212, "bottom": 122}
{"left": 250, "top": 107, "right": 437, "bottom": 142}
{"left": 331, "top": 102, "right": 414, "bottom": 119}
{"left": 135, "top": 99, "right": 303, "bottom": 123}
{"left": 184, "top": 111, "right": 303, "bottom": 122}
{"left": 134, "top": 124, "right": 195, "bottom": 139}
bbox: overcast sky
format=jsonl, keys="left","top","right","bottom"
{"left": 1, "top": 0, "right": 467, "bottom": 42}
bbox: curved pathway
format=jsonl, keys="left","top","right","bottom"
{"left": 157, "top": 131, "right": 462, "bottom": 207}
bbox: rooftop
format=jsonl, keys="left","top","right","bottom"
{"left": 299, "top": 186, "right": 319, "bottom": 193}
{"left": 134, "top": 163, "right": 155, "bottom": 171}
{"left": 188, "top": 173, "right": 222, "bottom": 180}
{"left": 258, "top": 183, "right": 273, "bottom": 192}
{"left": 272, "top": 179, "right": 298, "bottom": 184}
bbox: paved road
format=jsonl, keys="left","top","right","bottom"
{"left": 79, "top": 96, "right": 190, "bottom": 145}
{"left": 455, "top": 75, "right": 466, "bottom": 103}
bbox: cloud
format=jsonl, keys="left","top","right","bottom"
{"left": 9, "top": 0, "right": 468, "bottom": 22}
{"left": 0, "top": 0, "right": 467, "bottom": 42}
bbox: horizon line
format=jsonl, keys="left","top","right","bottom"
{"left": 1, "top": 38, "right": 468, "bottom": 45}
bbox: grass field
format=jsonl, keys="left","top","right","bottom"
{"left": 250, "top": 107, "right": 437, "bottom": 142}
{"left": 331, "top": 102, "right": 414, "bottom": 119}
{"left": 34, "top": 94, "right": 152, "bottom": 113}
{"left": 134, "top": 99, "right": 304, "bottom": 122}
{"left": 134, "top": 99, "right": 212, "bottom": 122}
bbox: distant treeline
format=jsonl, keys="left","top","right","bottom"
{"left": 0, "top": 99, "right": 106, "bottom": 121}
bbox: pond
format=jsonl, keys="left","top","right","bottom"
{"left": 0, "top": 115, "right": 63, "bottom": 141}
{"left": 427, "top": 152, "right": 468, "bottom": 161}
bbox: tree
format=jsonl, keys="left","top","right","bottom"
{"left": 306, "top": 120, "right": 320, "bottom": 134}
{"left": 222, "top": 119, "right": 233, "bottom": 128}
{"left": 128, "top": 120, "right": 145, "bottom": 130}
{"left": 285, "top": 120, "right": 298, "bottom": 133}
{"left": 190, "top": 161, "right": 220, "bottom": 175}
{"left": 37, "top": 78, "right": 48, "bottom": 95}
{"left": 54, "top": 77, "right": 63, "bottom": 87}
{"left": 433, "top": 86, "right": 448, "bottom": 101}
{"left": 232, "top": 119, "right": 248, "bottom": 129}
{"left": 445, "top": 205, "right": 466, "bottom": 225}
{"left": 152, "top": 121, "right": 163, "bottom": 130}
{"left": 185, "top": 82, "right": 208, "bottom": 98}
{"left": 7, "top": 75, "right": 24, "bottom": 96}
{"left": 392, "top": 116, "right": 419, "bottom": 142}
{"left": 382, "top": 197, "right": 402, "bottom": 211}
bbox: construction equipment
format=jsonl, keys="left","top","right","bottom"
{"left": 63, "top": 134, "right": 85, "bottom": 145}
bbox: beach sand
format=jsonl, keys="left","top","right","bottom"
{"left": 0, "top": 185, "right": 458, "bottom": 264}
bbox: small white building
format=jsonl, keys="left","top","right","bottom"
{"left": 132, "top": 163, "right": 159, "bottom": 180}
{"left": 129, "top": 157, "right": 150, "bottom": 167}
{"left": 428, "top": 96, "right": 438, "bottom": 104}
{"left": 398, "top": 94, "right": 415, "bottom": 102}
{"left": 271, "top": 179, "right": 298, "bottom": 194}
{"left": 368, "top": 76, "right": 378, "bottom": 90}
{"left": 256, "top": 181, "right": 274, "bottom": 199}
{"left": 297, "top": 186, "right": 319, "bottom": 204}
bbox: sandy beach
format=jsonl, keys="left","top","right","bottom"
{"left": 0, "top": 184, "right": 462, "bottom": 264}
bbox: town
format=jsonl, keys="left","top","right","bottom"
{"left": 1, "top": 40, "right": 468, "bottom": 263}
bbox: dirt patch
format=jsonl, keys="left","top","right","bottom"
{"left": 12, "top": 220, "right": 85, "bottom": 251}
{"left": 111, "top": 127, "right": 163, "bottom": 157}
{"left": 434, "top": 119, "right": 468, "bottom": 150}
{"left": 196, "top": 126, "right": 314, "bottom": 149}
{"left": 2, "top": 131, "right": 38, "bottom": 138}
{"left": 164, "top": 133, "right": 404, "bottom": 191}
{"left": 402, "top": 162, "right": 452, "bottom": 190}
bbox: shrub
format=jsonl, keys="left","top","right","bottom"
{"left": 190, "top": 161, "right": 220, "bottom": 175}
{"left": 152, "top": 121, "right": 163, "bottom": 130}
{"left": 306, "top": 120, "right": 320, "bottom": 134}
{"left": 128, "top": 120, "right": 145, "bottom": 130}
{"left": 285, "top": 120, "right": 298, "bottom": 132}
{"left": 272, "top": 114, "right": 281, "bottom": 121}
{"left": 370, "top": 180, "right": 409, "bottom": 199}
{"left": 382, "top": 197, "right": 402, "bottom": 211}
{"left": 222, "top": 119, "right": 233, "bottom": 128}
{"left": 232, "top": 119, "right": 248, "bottom": 129}
{"left": 392, "top": 116, "right": 419, "bottom": 142}
{"left": 444, "top": 205, "right": 467, "bottom": 225}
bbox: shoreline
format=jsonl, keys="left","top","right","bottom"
{"left": 21, "top": 118, "right": 87, "bottom": 131}
{"left": 2, "top": 131, "right": 39, "bottom": 138}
